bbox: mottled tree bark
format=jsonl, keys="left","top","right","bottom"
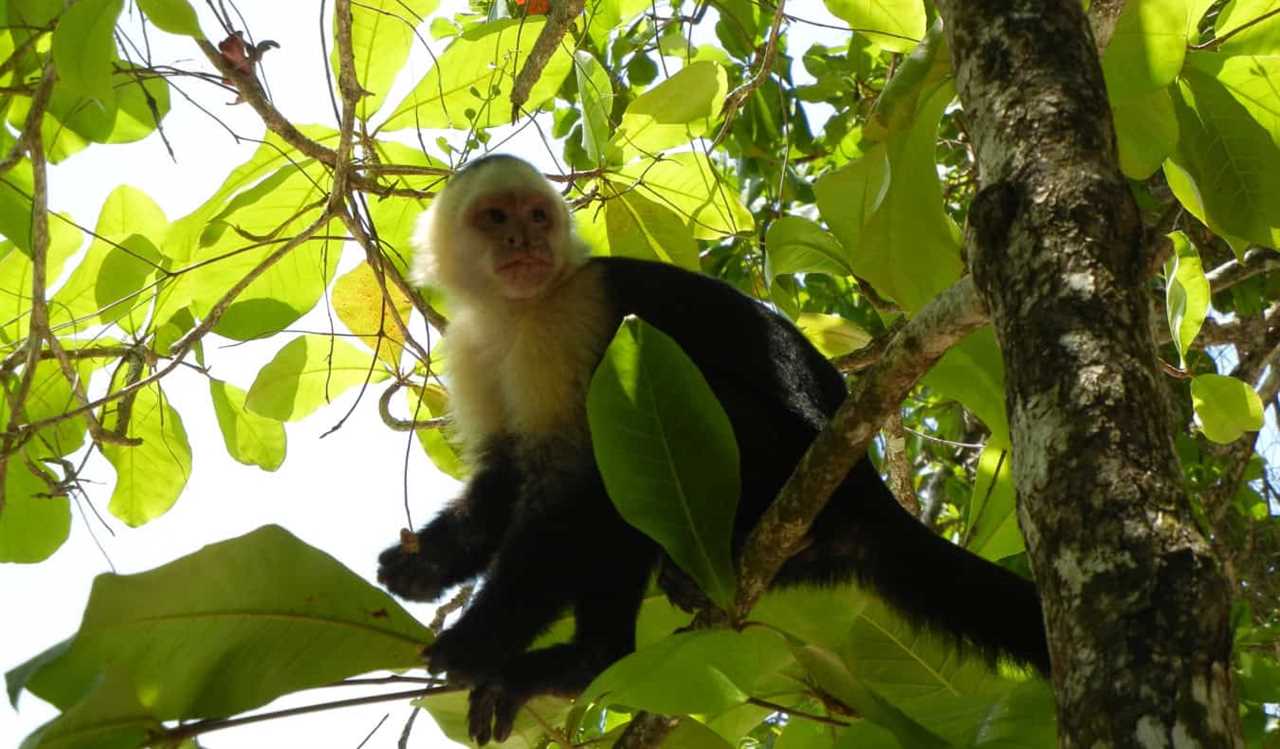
{"left": 935, "top": 1, "right": 1243, "bottom": 747}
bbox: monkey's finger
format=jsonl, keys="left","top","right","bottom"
{"left": 491, "top": 688, "right": 523, "bottom": 744}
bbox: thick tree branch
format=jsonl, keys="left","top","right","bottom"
{"left": 734, "top": 277, "right": 987, "bottom": 617}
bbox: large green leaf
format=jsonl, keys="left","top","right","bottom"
{"left": 245, "top": 334, "right": 391, "bottom": 422}
{"left": 965, "top": 442, "right": 1023, "bottom": 561}
{"left": 1101, "top": 0, "right": 1189, "bottom": 100}
{"left": 1166, "top": 52, "right": 1280, "bottom": 251}
{"left": 613, "top": 152, "right": 754, "bottom": 241}
{"left": 580, "top": 629, "right": 792, "bottom": 715}
{"left": 795, "top": 313, "right": 871, "bottom": 358}
{"left": 1112, "top": 85, "right": 1179, "bottom": 179}
{"left": 19, "top": 670, "right": 159, "bottom": 749}
{"left": 823, "top": 0, "right": 925, "bottom": 53}
{"left": 0, "top": 452, "right": 71, "bottom": 563}
{"left": 380, "top": 17, "right": 572, "bottom": 130}
{"left": 101, "top": 382, "right": 191, "bottom": 527}
{"left": 209, "top": 379, "right": 287, "bottom": 471}
{"left": 587, "top": 318, "right": 739, "bottom": 609}
{"left": 332, "top": 260, "right": 413, "bottom": 368}
{"left": 365, "top": 139, "right": 442, "bottom": 274}
{"left": 155, "top": 128, "right": 339, "bottom": 327}
{"left": 1164, "top": 231, "right": 1210, "bottom": 367}
{"left": 609, "top": 61, "right": 727, "bottom": 160}
{"left": 8, "top": 526, "right": 431, "bottom": 720}
{"left": 136, "top": 0, "right": 201, "bottom": 36}
{"left": 602, "top": 185, "right": 700, "bottom": 269}
{"left": 51, "top": 185, "right": 168, "bottom": 335}
{"left": 51, "top": 0, "right": 124, "bottom": 104}
{"left": 333, "top": 0, "right": 438, "bottom": 120}
{"left": 1191, "top": 373, "right": 1264, "bottom": 444}
{"left": 765, "top": 216, "right": 853, "bottom": 282}
{"left": 921, "top": 328, "right": 1009, "bottom": 445}
{"left": 408, "top": 384, "right": 465, "bottom": 480}
{"left": 574, "top": 50, "right": 616, "bottom": 165}
{"left": 0, "top": 160, "right": 84, "bottom": 263}
{"left": 795, "top": 644, "right": 948, "bottom": 748}
{"left": 815, "top": 144, "right": 890, "bottom": 268}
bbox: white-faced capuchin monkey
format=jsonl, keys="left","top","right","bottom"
{"left": 377, "top": 154, "right": 1050, "bottom": 745}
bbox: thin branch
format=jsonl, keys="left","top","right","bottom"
{"left": 711, "top": 0, "right": 786, "bottom": 148}
{"left": 379, "top": 381, "right": 448, "bottom": 432}
{"left": 1192, "top": 7, "right": 1280, "bottom": 50}
{"left": 734, "top": 276, "right": 988, "bottom": 618}
{"left": 509, "top": 1, "right": 585, "bottom": 121}
{"left": 614, "top": 712, "right": 680, "bottom": 749}
{"left": 154, "top": 686, "right": 457, "bottom": 743}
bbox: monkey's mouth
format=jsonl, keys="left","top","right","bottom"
{"left": 495, "top": 252, "right": 556, "bottom": 294}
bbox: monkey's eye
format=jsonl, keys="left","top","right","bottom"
{"left": 485, "top": 208, "right": 507, "bottom": 225}
{"left": 530, "top": 207, "right": 548, "bottom": 224}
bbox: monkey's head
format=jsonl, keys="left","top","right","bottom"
{"left": 412, "top": 155, "right": 587, "bottom": 302}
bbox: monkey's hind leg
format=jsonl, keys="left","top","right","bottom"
{"left": 467, "top": 539, "right": 653, "bottom": 745}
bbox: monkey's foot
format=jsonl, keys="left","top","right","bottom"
{"left": 468, "top": 681, "right": 527, "bottom": 746}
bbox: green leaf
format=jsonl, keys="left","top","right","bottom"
{"left": 18, "top": 670, "right": 159, "bottom": 749}
{"left": 1164, "top": 231, "right": 1210, "bottom": 367}
{"left": 136, "top": 0, "right": 202, "bottom": 37}
{"left": 106, "top": 62, "right": 172, "bottom": 144}
{"left": 794, "top": 644, "right": 949, "bottom": 748}
{"left": 965, "top": 442, "right": 1023, "bottom": 560}
{"left": 51, "top": 0, "right": 124, "bottom": 104}
{"left": 1112, "top": 85, "right": 1179, "bottom": 179}
{"left": 613, "top": 152, "right": 754, "bottom": 241}
{"left": 245, "top": 335, "right": 391, "bottom": 422}
{"left": 1101, "top": 0, "right": 1188, "bottom": 99}
{"left": 332, "top": 261, "right": 413, "bottom": 368}
{"left": 51, "top": 185, "right": 168, "bottom": 335}
{"left": 921, "top": 328, "right": 1010, "bottom": 445}
{"left": 1214, "top": 0, "right": 1280, "bottom": 55}
{"left": 0, "top": 160, "right": 84, "bottom": 263}
{"left": 155, "top": 128, "right": 340, "bottom": 327}
{"left": 588, "top": 319, "right": 739, "bottom": 609}
{"left": 408, "top": 384, "right": 465, "bottom": 480}
{"left": 609, "top": 61, "right": 727, "bottom": 160}
{"left": 334, "top": 0, "right": 438, "bottom": 120}
{"left": 0, "top": 456, "right": 71, "bottom": 563}
{"left": 765, "top": 217, "right": 854, "bottom": 281}
{"left": 209, "top": 379, "right": 287, "bottom": 471}
{"left": 366, "top": 139, "right": 442, "bottom": 273}
{"left": 574, "top": 50, "right": 616, "bottom": 165}
{"left": 823, "top": 0, "right": 925, "bottom": 53}
{"left": 380, "top": 17, "right": 572, "bottom": 130}
{"left": 580, "top": 629, "right": 792, "bottom": 714}
{"left": 10, "top": 526, "right": 431, "bottom": 719}
{"left": 101, "top": 383, "right": 191, "bottom": 527}
{"left": 795, "top": 313, "right": 871, "bottom": 358}
{"left": 1166, "top": 52, "right": 1280, "bottom": 250}
{"left": 815, "top": 144, "right": 890, "bottom": 267}
{"left": 603, "top": 185, "right": 700, "bottom": 269}
{"left": 1191, "top": 373, "right": 1264, "bottom": 444}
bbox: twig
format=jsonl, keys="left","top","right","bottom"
{"left": 614, "top": 712, "right": 680, "bottom": 749}
{"left": 1192, "top": 7, "right": 1280, "bottom": 50}
{"left": 509, "top": 0, "right": 585, "bottom": 121}
{"left": 154, "top": 686, "right": 458, "bottom": 743}
{"left": 711, "top": 0, "right": 786, "bottom": 148}
{"left": 379, "top": 382, "right": 448, "bottom": 432}
{"left": 882, "top": 411, "right": 920, "bottom": 515}
{"left": 746, "top": 696, "right": 851, "bottom": 727}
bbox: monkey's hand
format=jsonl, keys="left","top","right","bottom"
{"left": 467, "top": 681, "right": 528, "bottom": 746}
{"left": 376, "top": 532, "right": 452, "bottom": 602}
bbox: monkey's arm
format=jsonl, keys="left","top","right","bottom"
{"left": 377, "top": 437, "right": 521, "bottom": 602}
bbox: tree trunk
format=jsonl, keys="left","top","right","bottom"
{"left": 935, "top": 1, "right": 1243, "bottom": 746}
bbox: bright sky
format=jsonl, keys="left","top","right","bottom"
{"left": 0, "top": 2, "right": 847, "bottom": 746}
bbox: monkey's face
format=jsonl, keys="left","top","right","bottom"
{"left": 465, "top": 189, "right": 566, "bottom": 299}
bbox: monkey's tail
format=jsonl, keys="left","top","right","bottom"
{"left": 782, "top": 460, "right": 1051, "bottom": 676}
